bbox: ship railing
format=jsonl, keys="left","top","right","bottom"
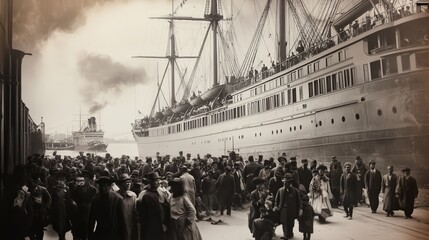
{"left": 233, "top": 3, "right": 428, "bottom": 92}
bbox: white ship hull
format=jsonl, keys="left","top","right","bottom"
{"left": 134, "top": 12, "right": 429, "bottom": 183}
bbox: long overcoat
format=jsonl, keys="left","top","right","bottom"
{"left": 381, "top": 174, "right": 399, "bottom": 211}
{"left": 340, "top": 172, "right": 358, "bottom": 206}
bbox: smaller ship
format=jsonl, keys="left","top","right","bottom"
{"left": 72, "top": 117, "right": 108, "bottom": 152}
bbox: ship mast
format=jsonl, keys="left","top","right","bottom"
{"left": 278, "top": 0, "right": 287, "bottom": 63}
{"left": 204, "top": 0, "right": 223, "bottom": 87}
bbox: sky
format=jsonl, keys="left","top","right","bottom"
{"left": 13, "top": 0, "right": 329, "bottom": 140}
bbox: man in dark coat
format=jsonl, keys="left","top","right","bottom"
{"left": 233, "top": 162, "right": 245, "bottom": 209}
{"left": 329, "top": 156, "right": 342, "bottom": 174}
{"left": 216, "top": 166, "right": 236, "bottom": 216}
{"left": 352, "top": 156, "right": 367, "bottom": 204}
{"left": 248, "top": 177, "right": 269, "bottom": 233}
{"left": 71, "top": 171, "right": 97, "bottom": 240}
{"left": 340, "top": 162, "right": 358, "bottom": 219}
{"left": 88, "top": 175, "right": 128, "bottom": 240}
{"left": 382, "top": 166, "right": 399, "bottom": 216}
{"left": 328, "top": 161, "right": 342, "bottom": 208}
{"left": 396, "top": 168, "right": 419, "bottom": 219}
{"left": 137, "top": 172, "right": 165, "bottom": 240}
{"left": 298, "top": 159, "right": 312, "bottom": 193}
{"left": 364, "top": 160, "right": 382, "bottom": 213}
{"left": 243, "top": 156, "right": 262, "bottom": 196}
{"left": 274, "top": 173, "right": 303, "bottom": 239}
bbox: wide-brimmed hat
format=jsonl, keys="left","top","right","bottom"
{"left": 283, "top": 173, "right": 294, "bottom": 182}
{"left": 96, "top": 176, "right": 113, "bottom": 184}
{"left": 252, "top": 177, "right": 265, "bottom": 186}
{"left": 117, "top": 173, "right": 131, "bottom": 182}
{"left": 147, "top": 172, "right": 161, "bottom": 182}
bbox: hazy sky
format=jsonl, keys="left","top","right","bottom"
{"left": 13, "top": 0, "right": 319, "bottom": 139}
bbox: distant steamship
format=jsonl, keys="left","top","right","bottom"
{"left": 73, "top": 117, "right": 108, "bottom": 152}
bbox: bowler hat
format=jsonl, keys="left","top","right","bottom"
{"left": 356, "top": 156, "right": 362, "bottom": 160}
{"left": 301, "top": 158, "right": 308, "bottom": 163}
{"left": 402, "top": 168, "right": 411, "bottom": 173}
{"left": 252, "top": 177, "right": 266, "bottom": 186}
{"left": 147, "top": 172, "right": 161, "bottom": 182}
{"left": 283, "top": 173, "right": 294, "bottom": 181}
{"left": 96, "top": 176, "right": 113, "bottom": 184}
{"left": 369, "top": 160, "right": 376, "bottom": 165}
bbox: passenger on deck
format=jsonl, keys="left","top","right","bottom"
{"left": 403, "top": 6, "right": 412, "bottom": 17}
{"left": 296, "top": 40, "right": 304, "bottom": 55}
{"left": 249, "top": 68, "right": 254, "bottom": 80}
{"left": 352, "top": 20, "right": 359, "bottom": 36}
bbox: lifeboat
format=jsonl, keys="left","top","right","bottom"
{"left": 172, "top": 102, "right": 191, "bottom": 114}
{"left": 190, "top": 96, "right": 206, "bottom": 106}
{"left": 200, "top": 84, "right": 225, "bottom": 101}
{"left": 162, "top": 108, "right": 173, "bottom": 117}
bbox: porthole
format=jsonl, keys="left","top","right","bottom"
{"left": 255, "top": 133, "right": 257, "bottom": 137}
{"left": 259, "top": 133, "right": 261, "bottom": 136}
{"left": 280, "top": 129, "right": 283, "bottom": 133}
{"left": 276, "top": 130, "right": 278, "bottom": 134}
{"left": 342, "top": 116, "right": 346, "bottom": 122}
{"left": 272, "top": 131, "right": 274, "bottom": 135}
{"left": 241, "top": 135, "right": 244, "bottom": 139}
{"left": 377, "top": 109, "right": 382, "bottom": 116}
{"left": 300, "top": 125, "right": 302, "bottom": 130}
{"left": 392, "top": 106, "right": 397, "bottom": 113}
{"left": 355, "top": 114, "right": 360, "bottom": 120}
{"left": 319, "top": 121, "right": 322, "bottom": 126}
{"left": 290, "top": 127, "right": 292, "bottom": 132}
{"left": 294, "top": 126, "right": 296, "bottom": 131}
{"left": 331, "top": 119, "right": 334, "bottom": 124}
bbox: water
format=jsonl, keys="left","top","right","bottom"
{"left": 45, "top": 142, "right": 139, "bottom": 158}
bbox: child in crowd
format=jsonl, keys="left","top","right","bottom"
{"left": 299, "top": 195, "right": 315, "bottom": 240}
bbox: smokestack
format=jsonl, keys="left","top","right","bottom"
{"left": 91, "top": 117, "right": 97, "bottom": 130}
{"left": 88, "top": 118, "right": 92, "bottom": 129}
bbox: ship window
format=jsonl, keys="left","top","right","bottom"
{"left": 280, "top": 129, "right": 283, "bottom": 133}
{"left": 299, "top": 86, "right": 303, "bottom": 101}
{"left": 272, "top": 131, "right": 274, "bottom": 135}
{"left": 338, "top": 51, "right": 343, "bottom": 61}
{"left": 355, "top": 114, "right": 360, "bottom": 120}
{"left": 382, "top": 56, "right": 398, "bottom": 75}
{"left": 377, "top": 109, "right": 383, "bottom": 116}
{"left": 308, "top": 82, "right": 314, "bottom": 97}
{"left": 342, "top": 116, "right": 346, "bottom": 122}
{"left": 290, "top": 127, "right": 292, "bottom": 132}
{"left": 292, "top": 88, "right": 297, "bottom": 103}
{"left": 276, "top": 130, "right": 278, "bottom": 134}
{"left": 291, "top": 71, "right": 297, "bottom": 81}
{"left": 370, "top": 60, "right": 382, "bottom": 79}
{"left": 326, "top": 76, "right": 332, "bottom": 92}
{"left": 281, "top": 92, "right": 285, "bottom": 106}
{"left": 300, "top": 125, "right": 302, "bottom": 130}
{"left": 392, "top": 106, "right": 397, "bottom": 113}
{"left": 331, "top": 119, "right": 334, "bottom": 124}
{"left": 350, "top": 67, "right": 356, "bottom": 85}
{"left": 314, "top": 61, "right": 319, "bottom": 71}
{"left": 363, "top": 64, "right": 369, "bottom": 82}
{"left": 308, "top": 64, "right": 313, "bottom": 74}
{"left": 314, "top": 80, "right": 319, "bottom": 96}
{"left": 294, "top": 126, "right": 296, "bottom": 131}
{"left": 416, "top": 52, "right": 429, "bottom": 68}
{"left": 326, "top": 55, "right": 332, "bottom": 66}
{"left": 338, "top": 71, "right": 344, "bottom": 89}
{"left": 319, "top": 121, "right": 322, "bottom": 126}
{"left": 344, "top": 69, "right": 350, "bottom": 87}
{"left": 298, "top": 68, "right": 303, "bottom": 78}
{"left": 319, "top": 78, "right": 325, "bottom": 94}
{"left": 401, "top": 54, "right": 411, "bottom": 71}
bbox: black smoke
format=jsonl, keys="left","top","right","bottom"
{"left": 78, "top": 53, "right": 147, "bottom": 114}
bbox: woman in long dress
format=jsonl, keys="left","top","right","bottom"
{"left": 168, "top": 178, "right": 202, "bottom": 240}
{"left": 308, "top": 165, "right": 333, "bottom": 223}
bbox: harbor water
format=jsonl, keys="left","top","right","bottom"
{"left": 44, "top": 142, "right": 139, "bottom": 158}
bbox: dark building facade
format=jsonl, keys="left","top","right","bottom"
{"left": 1, "top": 0, "right": 44, "bottom": 197}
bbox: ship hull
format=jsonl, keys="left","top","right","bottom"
{"left": 135, "top": 71, "right": 429, "bottom": 184}
{"left": 74, "top": 143, "right": 108, "bottom": 152}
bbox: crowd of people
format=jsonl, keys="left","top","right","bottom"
{"left": 0, "top": 151, "right": 419, "bottom": 240}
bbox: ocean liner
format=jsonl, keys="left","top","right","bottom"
{"left": 73, "top": 117, "right": 108, "bottom": 152}
{"left": 132, "top": 0, "right": 429, "bottom": 182}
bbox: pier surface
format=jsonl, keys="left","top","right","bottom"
{"left": 43, "top": 189, "right": 429, "bottom": 240}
